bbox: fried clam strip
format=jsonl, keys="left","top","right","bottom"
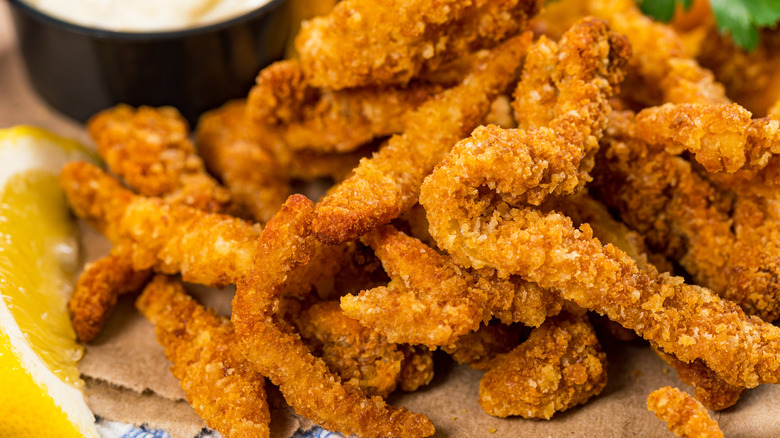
{"left": 651, "top": 345, "right": 745, "bottom": 411}
{"left": 61, "top": 162, "right": 260, "bottom": 288}
{"left": 312, "top": 33, "right": 533, "bottom": 244}
{"left": 342, "top": 224, "right": 563, "bottom": 347}
{"left": 647, "top": 387, "right": 724, "bottom": 438}
{"left": 442, "top": 322, "right": 526, "bottom": 371}
{"left": 697, "top": 27, "right": 780, "bottom": 116}
{"left": 479, "top": 313, "right": 607, "bottom": 420}
{"left": 88, "top": 104, "right": 233, "bottom": 213}
{"left": 231, "top": 195, "right": 435, "bottom": 438}
{"left": 69, "top": 245, "right": 152, "bottom": 342}
{"left": 71, "top": 105, "right": 245, "bottom": 341}
{"left": 247, "top": 59, "right": 443, "bottom": 153}
{"left": 635, "top": 102, "right": 780, "bottom": 199}
{"left": 61, "top": 161, "right": 368, "bottom": 300}
{"left": 595, "top": 109, "right": 780, "bottom": 323}
{"left": 557, "top": 193, "right": 744, "bottom": 410}
{"left": 197, "top": 100, "right": 290, "bottom": 223}
{"left": 136, "top": 276, "right": 271, "bottom": 438}
{"left": 421, "top": 23, "right": 780, "bottom": 389}
{"left": 292, "top": 300, "right": 433, "bottom": 397}
{"left": 295, "top": 0, "right": 542, "bottom": 90}
{"left": 585, "top": 0, "right": 727, "bottom": 106}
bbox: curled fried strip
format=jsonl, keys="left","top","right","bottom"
{"left": 586, "top": 0, "right": 727, "bottom": 105}
{"left": 342, "top": 224, "right": 562, "bottom": 347}
{"left": 593, "top": 110, "right": 780, "bottom": 322}
{"left": 442, "top": 322, "right": 525, "bottom": 371}
{"left": 197, "top": 100, "right": 290, "bottom": 223}
{"left": 635, "top": 103, "right": 780, "bottom": 174}
{"left": 61, "top": 162, "right": 261, "bottom": 288}
{"left": 647, "top": 387, "right": 724, "bottom": 438}
{"left": 248, "top": 60, "right": 442, "bottom": 153}
{"left": 312, "top": 33, "right": 534, "bottom": 244}
{"left": 88, "top": 104, "right": 233, "bottom": 213}
{"left": 635, "top": 102, "right": 780, "bottom": 200}
{"left": 232, "top": 195, "right": 434, "bottom": 438}
{"left": 651, "top": 344, "right": 745, "bottom": 411}
{"left": 293, "top": 300, "right": 432, "bottom": 397}
{"left": 136, "top": 276, "right": 270, "bottom": 438}
{"left": 697, "top": 27, "right": 780, "bottom": 116}
{"left": 478, "top": 313, "right": 607, "bottom": 419}
{"left": 421, "top": 20, "right": 780, "bottom": 388}
{"left": 69, "top": 245, "right": 151, "bottom": 342}
{"left": 295, "top": 0, "right": 541, "bottom": 89}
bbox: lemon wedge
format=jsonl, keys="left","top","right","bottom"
{"left": 0, "top": 126, "right": 99, "bottom": 438}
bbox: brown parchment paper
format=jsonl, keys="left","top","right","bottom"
{"left": 3, "top": 2, "right": 780, "bottom": 437}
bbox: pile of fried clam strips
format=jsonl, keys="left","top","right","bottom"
{"left": 63, "top": 0, "right": 780, "bottom": 437}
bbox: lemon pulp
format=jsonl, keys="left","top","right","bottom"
{"left": 0, "top": 171, "right": 84, "bottom": 385}
{"left": 0, "top": 126, "right": 99, "bottom": 437}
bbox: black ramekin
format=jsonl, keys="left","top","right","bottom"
{"left": 8, "top": 0, "right": 291, "bottom": 124}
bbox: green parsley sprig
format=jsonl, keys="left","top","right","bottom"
{"left": 638, "top": 0, "right": 780, "bottom": 50}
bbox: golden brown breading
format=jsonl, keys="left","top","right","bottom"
{"left": 635, "top": 102, "right": 780, "bottom": 200}
{"left": 635, "top": 103, "right": 777, "bottom": 174}
{"left": 442, "top": 322, "right": 525, "bottom": 371}
{"left": 342, "top": 224, "right": 562, "bottom": 347}
{"left": 61, "top": 162, "right": 262, "bottom": 288}
{"left": 248, "top": 60, "right": 442, "bottom": 153}
{"left": 421, "top": 19, "right": 780, "bottom": 389}
{"left": 651, "top": 345, "right": 745, "bottom": 411}
{"left": 231, "top": 195, "right": 435, "bottom": 438}
{"left": 68, "top": 245, "right": 151, "bottom": 342}
{"left": 88, "top": 104, "right": 233, "bottom": 213}
{"left": 293, "top": 300, "right": 432, "bottom": 397}
{"left": 647, "top": 387, "right": 724, "bottom": 438}
{"left": 288, "top": 144, "right": 374, "bottom": 182}
{"left": 697, "top": 27, "right": 780, "bottom": 116}
{"left": 62, "top": 161, "right": 357, "bottom": 300}
{"left": 594, "top": 109, "right": 780, "bottom": 322}
{"left": 136, "top": 276, "right": 271, "bottom": 438}
{"left": 312, "top": 33, "right": 534, "bottom": 244}
{"left": 295, "top": 0, "right": 542, "bottom": 89}
{"left": 398, "top": 344, "right": 435, "bottom": 392}
{"left": 196, "top": 100, "right": 290, "bottom": 223}
{"left": 478, "top": 313, "right": 607, "bottom": 419}
{"left": 586, "top": 0, "right": 728, "bottom": 106}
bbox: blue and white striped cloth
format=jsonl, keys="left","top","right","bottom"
{"left": 95, "top": 418, "right": 343, "bottom": 438}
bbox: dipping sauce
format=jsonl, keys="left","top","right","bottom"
{"left": 24, "top": 0, "right": 273, "bottom": 32}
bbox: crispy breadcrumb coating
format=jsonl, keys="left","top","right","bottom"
{"left": 312, "top": 33, "right": 533, "bottom": 244}
{"left": 421, "top": 19, "right": 780, "bottom": 389}
{"left": 294, "top": 300, "right": 432, "bottom": 397}
{"left": 295, "top": 0, "right": 542, "bottom": 89}
{"left": 586, "top": 0, "right": 727, "bottom": 105}
{"left": 69, "top": 245, "right": 151, "bottom": 342}
{"left": 137, "top": 276, "right": 271, "bottom": 438}
{"left": 88, "top": 104, "right": 234, "bottom": 213}
{"left": 594, "top": 109, "right": 780, "bottom": 322}
{"left": 248, "top": 59, "right": 442, "bottom": 153}
{"left": 342, "top": 224, "right": 562, "bottom": 347}
{"left": 231, "top": 195, "right": 435, "bottom": 438}
{"left": 647, "top": 387, "right": 724, "bottom": 438}
{"left": 697, "top": 27, "right": 780, "bottom": 116}
{"left": 442, "top": 322, "right": 525, "bottom": 371}
{"left": 61, "top": 162, "right": 261, "bottom": 288}
{"left": 651, "top": 345, "right": 745, "bottom": 411}
{"left": 478, "top": 313, "right": 607, "bottom": 419}
{"left": 196, "top": 100, "right": 290, "bottom": 223}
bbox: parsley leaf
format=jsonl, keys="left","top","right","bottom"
{"left": 638, "top": 0, "right": 692, "bottom": 23}
{"left": 638, "top": 0, "right": 780, "bottom": 51}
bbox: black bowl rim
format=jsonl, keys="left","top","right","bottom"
{"left": 7, "top": 0, "right": 289, "bottom": 40}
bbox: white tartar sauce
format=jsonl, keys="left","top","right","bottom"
{"left": 25, "top": 0, "right": 273, "bottom": 32}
